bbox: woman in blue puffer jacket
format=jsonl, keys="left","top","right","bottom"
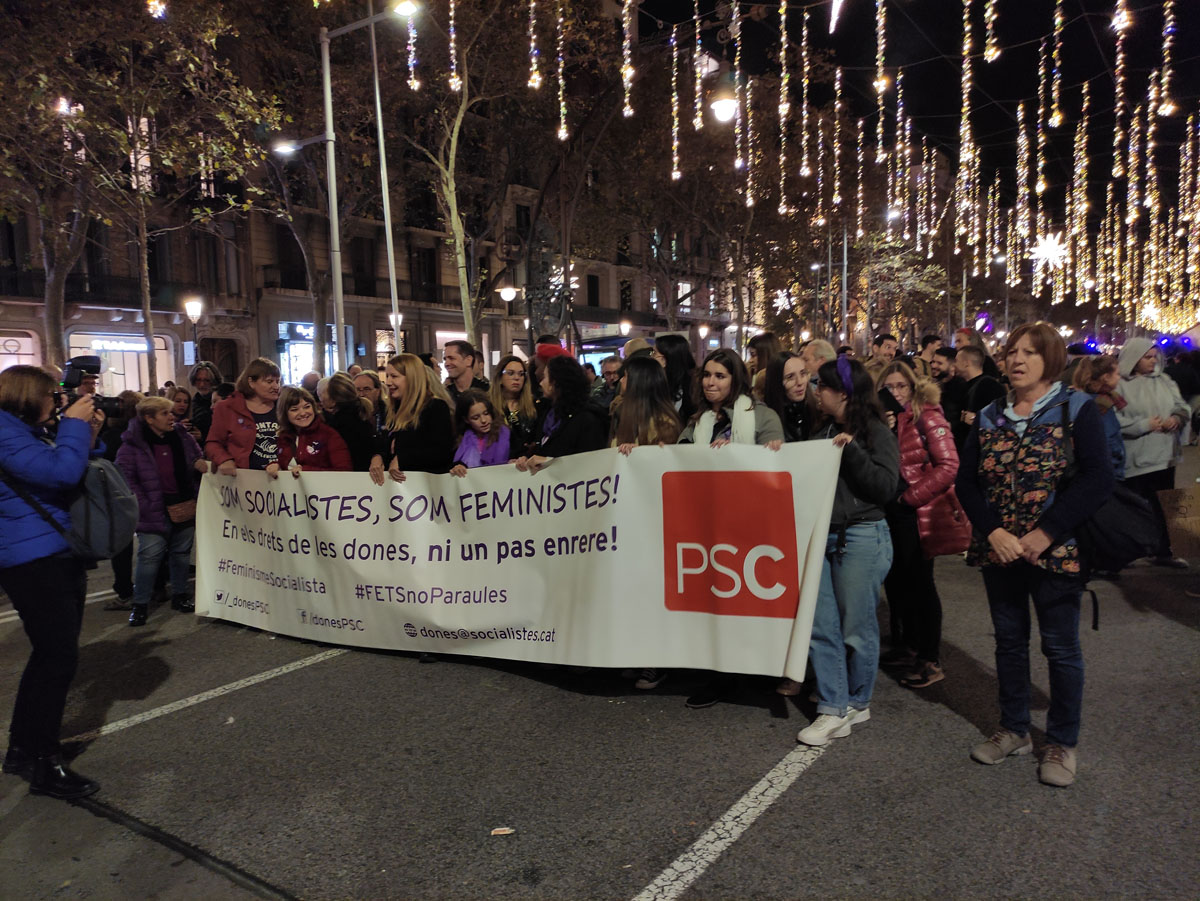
{"left": 0, "top": 365, "right": 102, "bottom": 800}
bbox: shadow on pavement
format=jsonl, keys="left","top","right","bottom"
{"left": 1112, "top": 565, "right": 1200, "bottom": 631}
{"left": 62, "top": 632, "right": 172, "bottom": 754}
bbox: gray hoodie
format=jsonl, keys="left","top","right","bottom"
{"left": 1114, "top": 337, "right": 1190, "bottom": 478}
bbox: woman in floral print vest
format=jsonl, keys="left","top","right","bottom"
{"left": 955, "top": 323, "right": 1114, "bottom": 788}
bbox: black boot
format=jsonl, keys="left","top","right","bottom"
{"left": 128, "top": 605, "right": 148, "bottom": 627}
{"left": 170, "top": 594, "right": 195, "bottom": 613}
{"left": 29, "top": 755, "right": 99, "bottom": 800}
{"left": 3, "top": 745, "right": 33, "bottom": 777}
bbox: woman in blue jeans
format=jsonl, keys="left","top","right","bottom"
{"left": 116, "top": 395, "right": 208, "bottom": 627}
{"left": 956, "top": 323, "right": 1113, "bottom": 787}
{"left": 798, "top": 357, "right": 899, "bottom": 746}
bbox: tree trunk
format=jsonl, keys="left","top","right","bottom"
{"left": 445, "top": 167, "right": 479, "bottom": 348}
{"left": 34, "top": 182, "right": 91, "bottom": 371}
{"left": 733, "top": 239, "right": 746, "bottom": 353}
{"left": 137, "top": 198, "right": 158, "bottom": 393}
{"left": 42, "top": 268, "right": 68, "bottom": 371}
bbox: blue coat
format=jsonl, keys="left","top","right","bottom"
{"left": 0, "top": 410, "right": 92, "bottom": 568}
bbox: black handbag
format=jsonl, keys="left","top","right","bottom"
{"left": 1060, "top": 402, "right": 1163, "bottom": 575}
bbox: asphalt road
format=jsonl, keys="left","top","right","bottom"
{"left": 2, "top": 454, "right": 1198, "bottom": 900}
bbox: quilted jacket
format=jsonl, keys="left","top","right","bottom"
{"left": 895, "top": 380, "right": 960, "bottom": 547}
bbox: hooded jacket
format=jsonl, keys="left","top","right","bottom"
{"left": 1114, "top": 337, "right": 1190, "bottom": 478}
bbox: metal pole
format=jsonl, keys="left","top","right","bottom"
{"left": 960, "top": 266, "right": 967, "bottom": 329}
{"left": 841, "top": 221, "right": 849, "bottom": 342}
{"left": 367, "top": 0, "right": 401, "bottom": 355}
{"left": 320, "top": 28, "right": 347, "bottom": 371}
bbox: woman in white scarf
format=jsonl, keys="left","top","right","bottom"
{"left": 674, "top": 348, "right": 784, "bottom": 707}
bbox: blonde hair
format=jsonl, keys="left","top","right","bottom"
{"left": 136, "top": 395, "right": 172, "bottom": 418}
{"left": 384, "top": 353, "right": 442, "bottom": 432}
{"left": 489, "top": 355, "right": 537, "bottom": 421}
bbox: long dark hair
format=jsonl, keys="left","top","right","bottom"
{"left": 817, "top": 356, "right": 885, "bottom": 447}
{"left": 762, "top": 351, "right": 821, "bottom": 434}
{"left": 690, "top": 348, "right": 752, "bottom": 420}
{"left": 454, "top": 389, "right": 503, "bottom": 446}
{"left": 276, "top": 386, "right": 318, "bottom": 442}
{"left": 544, "top": 355, "right": 590, "bottom": 418}
{"left": 653, "top": 333, "right": 696, "bottom": 403}
{"left": 611, "top": 356, "right": 682, "bottom": 446}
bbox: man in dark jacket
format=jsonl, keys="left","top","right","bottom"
{"left": 188, "top": 361, "right": 223, "bottom": 444}
{"left": 953, "top": 346, "right": 1006, "bottom": 448}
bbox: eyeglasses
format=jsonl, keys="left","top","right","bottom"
{"left": 500, "top": 370, "right": 526, "bottom": 378}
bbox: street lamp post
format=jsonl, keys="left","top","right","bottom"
{"left": 318, "top": 2, "right": 417, "bottom": 370}
{"left": 184, "top": 297, "right": 203, "bottom": 353}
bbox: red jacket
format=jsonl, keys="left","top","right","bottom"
{"left": 205, "top": 393, "right": 263, "bottom": 469}
{"left": 896, "top": 381, "right": 961, "bottom": 550}
{"left": 277, "top": 420, "right": 351, "bottom": 472}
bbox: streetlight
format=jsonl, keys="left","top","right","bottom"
{"left": 698, "top": 324, "right": 710, "bottom": 339}
{"left": 313, "top": 0, "right": 419, "bottom": 369}
{"left": 619, "top": 320, "right": 632, "bottom": 336}
{"left": 183, "top": 297, "right": 203, "bottom": 351}
{"left": 499, "top": 286, "right": 518, "bottom": 303}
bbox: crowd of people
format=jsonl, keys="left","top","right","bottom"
{"left": 2, "top": 322, "right": 1196, "bottom": 799}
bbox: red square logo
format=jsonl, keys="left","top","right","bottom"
{"left": 662, "top": 471, "right": 800, "bottom": 618}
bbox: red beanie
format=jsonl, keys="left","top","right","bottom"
{"left": 535, "top": 343, "right": 572, "bottom": 362}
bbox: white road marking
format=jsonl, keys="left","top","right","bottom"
{"left": 64, "top": 649, "right": 348, "bottom": 744}
{"left": 632, "top": 743, "right": 826, "bottom": 901}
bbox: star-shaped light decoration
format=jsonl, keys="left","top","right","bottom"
{"left": 1030, "top": 232, "right": 1068, "bottom": 270}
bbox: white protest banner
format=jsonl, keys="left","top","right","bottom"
{"left": 195, "top": 442, "right": 840, "bottom": 679}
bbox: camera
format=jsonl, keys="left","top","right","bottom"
{"left": 61, "top": 356, "right": 123, "bottom": 419}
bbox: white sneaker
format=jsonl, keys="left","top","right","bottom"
{"left": 797, "top": 714, "right": 852, "bottom": 746}
{"left": 846, "top": 707, "right": 870, "bottom": 726}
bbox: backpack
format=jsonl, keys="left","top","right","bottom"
{"left": 0, "top": 457, "right": 139, "bottom": 561}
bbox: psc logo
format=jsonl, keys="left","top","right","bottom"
{"left": 662, "top": 471, "right": 800, "bottom": 618}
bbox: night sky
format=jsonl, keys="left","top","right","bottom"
{"left": 640, "top": 1, "right": 1200, "bottom": 213}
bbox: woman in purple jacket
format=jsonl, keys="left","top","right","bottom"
{"left": 116, "top": 396, "right": 209, "bottom": 627}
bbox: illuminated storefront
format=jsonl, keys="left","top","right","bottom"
{"left": 66, "top": 332, "right": 174, "bottom": 395}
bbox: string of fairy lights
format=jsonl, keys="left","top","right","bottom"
{"left": 297, "top": 0, "right": 1200, "bottom": 335}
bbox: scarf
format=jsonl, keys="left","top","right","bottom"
{"left": 143, "top": 422, "right": 193, "bottom": 503}
{"left": 696, "top": 394, "right": 757, "bottom": 445}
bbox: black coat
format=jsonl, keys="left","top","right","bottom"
{"left": 379, "top": 399, "right": 455, "bottom": 474}
{"left": 536, "top": 403, "right": 608, "bottom": 458}
{"left": 324, "top": 406, "right": 378, "bottom": 472}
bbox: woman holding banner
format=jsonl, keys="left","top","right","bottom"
{"left": 677, "top": 348, "right": 784, "bottom": 707}
{"left": 515, "top": 354, "right": 607, "bottom": 474}
{"left": 205, "top": 357, "right": 282, "bottom": 474}
{"left": 796, "top": 356, "right": 898, "bottom": 746}
{"left": 369, "top": 354, "right": 456, "bottom": 485}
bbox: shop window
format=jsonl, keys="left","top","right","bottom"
{"left": 67, "top": 332, "right": 173, "bottom": 395}
{"left": 0, "top": 331, "right": 40, "bottom": 369}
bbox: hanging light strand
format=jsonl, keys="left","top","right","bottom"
{"left": 733, "top": 0, "right": 745, "bottom": 171}
{"left": 406, "top": 9, "right": 420, "bottom": 90}
{"left": 856, "top": 118, "right": 865, "bottom": 238}
{"left": 1050, "top": 0, "right": 1064, "bottom": 127}
{"left": 556, "top": 0, "right": 567, "bottom": 140}
{"left": 800, "top": 9, "right": 811, "bottom": 176}
{"left": 746, "top": 78, "right": 756, "bottom": 206}
{"left": 692, "top": 0, "right": 703, "bottom": 130}
{"left": 1160, "top": 0, "right": 1178, "bottom": 116}
{"left": 671, "top": 25, "right": 681, "bottom": 180}
{"left": 832, "top": 67, "right": 843, "bottom": 208}
{"left": 1112, "top": 0, "right": 1131, "bottom": 177}
{"left": 984, "top": 0, "right": 1000, "bottom": 62}
{"left": 953, "top": 0, "right": 977, "bottom": 249}
{"left": 448, "top": 0, "right": 461, "bottom": 91}
{"left": 621, "top": 0, "right": 634, "bottom": 117}
{"left": 527, "top": 0, "right": 542, "bottom": 89}
{"left": 874, "top": 0, "right": 887, "bottom": 163}
{"left": 778, "top": 0, "right": 791, "bottom": 212}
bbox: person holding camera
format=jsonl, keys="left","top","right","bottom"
{"left": 116, "top": 396, "right": 208, "bottom": 626}
{"left": 0, "top": 365, "right": 102, "bottom": 799}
